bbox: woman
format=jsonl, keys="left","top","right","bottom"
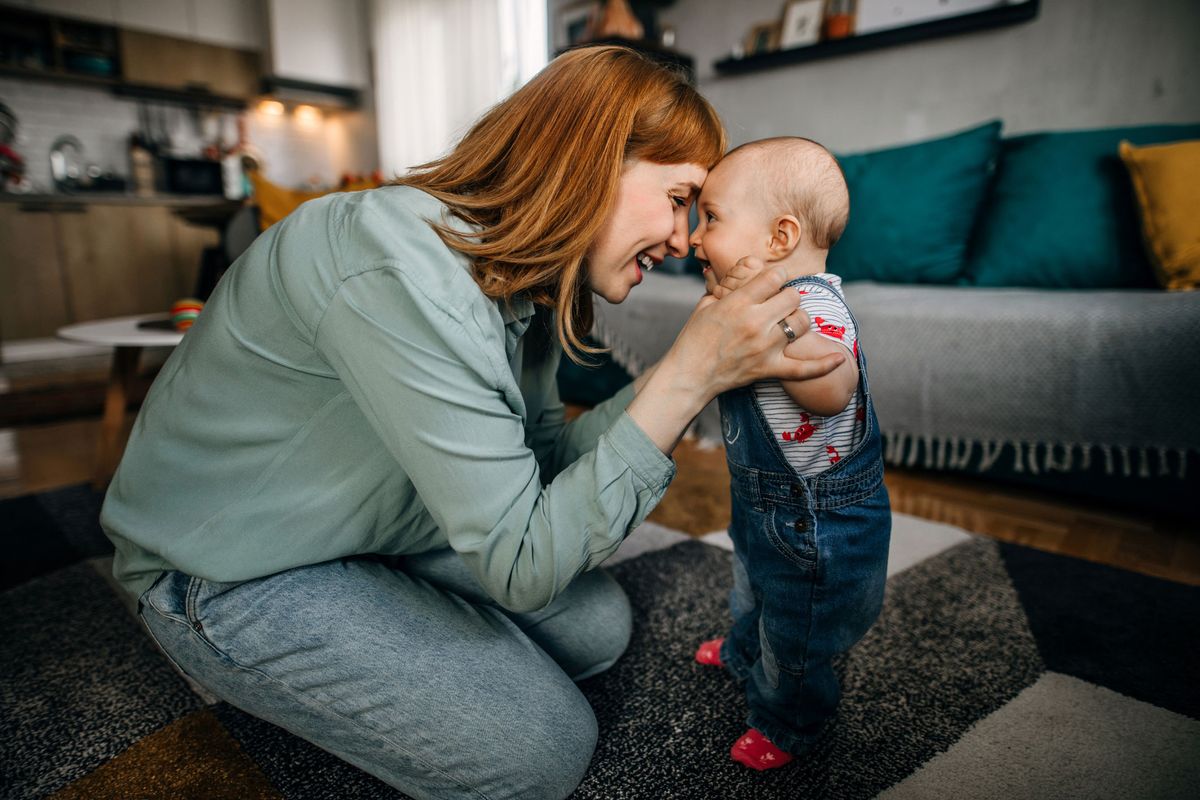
{"left": 102, "top": 47, "right": 843, "bottom": 799}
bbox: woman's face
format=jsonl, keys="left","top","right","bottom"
{"left": 586, "top": 160, "right": 708, "bottom": 304}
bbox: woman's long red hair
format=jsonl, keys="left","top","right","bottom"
{"left": 395, "top": 45, "right": 726, "bottom": 362}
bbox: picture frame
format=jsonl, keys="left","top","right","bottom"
{"left": 780, "top": 0, "right": 825, "bottom": 49}
{"left": 744, "top": 20, "right": 782, "bottom": 56}
{"left": 556, "top": 1, "right": 599, "bottom": 51}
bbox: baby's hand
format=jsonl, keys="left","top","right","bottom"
{"left": 704, "top": 256, "right": 769, "bottom": 299}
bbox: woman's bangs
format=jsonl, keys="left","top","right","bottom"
{"left": 638, "top": 93, "right": 726, "bottom": 169}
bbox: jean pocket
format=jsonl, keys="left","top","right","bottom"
{"left": 765, "top": 506, "right": 819, "bottom": 570}
{"left": 139, "top": 589, "right": 203, "bottom": 681}
{"left": 140, "top": 571, "right": 192, "bottom": 624}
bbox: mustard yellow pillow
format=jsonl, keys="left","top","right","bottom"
{"left": 1119, "top": 139, "right": 1200, "bottom": 290}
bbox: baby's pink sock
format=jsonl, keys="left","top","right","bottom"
{"left": 730, "top": 728, "right": 794, "bottom": 771}
{"left": 694, "top": 637, "right": 725, "bottom": 667}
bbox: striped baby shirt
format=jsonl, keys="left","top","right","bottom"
{"left": 753, "top": 273, "right": 865, "bottom": 477}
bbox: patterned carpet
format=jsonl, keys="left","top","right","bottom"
{"left": 2, "top": 485, "right": 1198, "bottom": 799}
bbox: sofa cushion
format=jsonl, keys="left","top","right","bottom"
{"left": 828, "top": 120, "right": 1002, "bottom": 285}
{"left": 965, "top": 123, "right": 1200, "bottom": 289}
{"left": 1120, "top": 139, "right": 1200, "bottom": 291}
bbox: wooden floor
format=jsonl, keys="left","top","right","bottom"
{"left": 640, "top": 434, "right": 1199, "bottom": 587}
{"left": 3, "top": 383, "right": 1196, "bottom": 587}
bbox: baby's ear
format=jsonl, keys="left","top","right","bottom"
{"left": 768, "top": 215, "right": 802, "bottom": 259}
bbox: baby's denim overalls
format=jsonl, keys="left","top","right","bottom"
{"left": 717, "top": 275, "right": 891, "bottom": 755}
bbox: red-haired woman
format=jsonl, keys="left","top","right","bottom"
{"left": 102, "top": 47, "right": 842, "bottom": 799}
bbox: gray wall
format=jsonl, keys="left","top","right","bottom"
{"left": 653, "top": 0, "right": 1200, "bottom": 152}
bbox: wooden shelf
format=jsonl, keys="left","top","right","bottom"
{"left": 714, "top": 0, "right": 1039, "bottom": 76}
{"left": 0, "top": 7, "right": 254, "bottom": 109}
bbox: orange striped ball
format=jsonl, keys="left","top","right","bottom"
{"left": 171, "top": 298, "right": 204, "bottom": 332}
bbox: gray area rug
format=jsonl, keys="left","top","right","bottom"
{"left": 572, "top": 538, "right": 1044, "bottom": 799}
{"left": 2, "top": 485, "right": 1197, "bottom": 799}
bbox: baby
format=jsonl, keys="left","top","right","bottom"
{"left": 690, "top": 138, "right": 892, "bottom": 770}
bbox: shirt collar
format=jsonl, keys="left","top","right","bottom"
{"left": 499, "top": 294, "right": 536, "bottom": 329}
{"left": 435, "top": 200, "right": 535, "bottom": 331}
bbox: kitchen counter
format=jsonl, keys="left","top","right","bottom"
{"left": 0, "top": 192, "right": 238, "bottom": 207}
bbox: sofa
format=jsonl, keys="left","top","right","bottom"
{"left": 567, "top": 121, "right": 1200, "bottom": 514}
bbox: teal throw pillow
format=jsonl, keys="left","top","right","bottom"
{"left": 828, "top": 120, "right": 1002, "bottom": 284}
{"left": 966, "top": 123, "right": 1200, "bottom": 288}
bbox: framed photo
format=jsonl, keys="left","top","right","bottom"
{"left": 780, "top": 0, "right": 825, "bottom": 49}
{"left": 556, "top": 2, "right": 598, "bottom": 51}
{"left": 744, "top": 20, "right": 782, "bottom": 56}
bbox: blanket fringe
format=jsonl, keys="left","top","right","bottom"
{"left": 905, "top": 433, "right": 921, "bottom": 468}
{"left": 880, "top": 434, "right": 1193, "bottom": 479}
{"left": 979, "top": 440, "right": 1005, "bottom": 471}
{"left": 590, "top": 315, "right": 649, "bottom": 376}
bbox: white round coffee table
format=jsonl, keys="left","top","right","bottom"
{"left": 58, "top": 314, "right": 185, "bottom": 486}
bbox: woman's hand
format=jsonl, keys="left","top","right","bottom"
{"left": 705, "top": 257, "right": 814, "bottom": 346}
{"left": 679, "top": 261, "right": 841, "bottom": 395}
{"left": 626, "top": 263, "right": 844, "bottom": 454}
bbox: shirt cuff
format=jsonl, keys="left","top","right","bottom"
{"left": 603, "top": 411, "right": 676, "bottom": 491}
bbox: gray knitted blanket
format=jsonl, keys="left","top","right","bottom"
{"left": 592, "top": 273, "right": 1200, "bottom": 478}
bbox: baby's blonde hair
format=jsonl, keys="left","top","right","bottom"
{"left": 725, "top": 137, "right": 849, "bottom": 250}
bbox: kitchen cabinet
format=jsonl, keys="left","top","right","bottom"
{"left": 120, "top": 28, "right": 260, "bottom": 100}
{"left": 192, "top": 0, "right": 264, "bottom": 51}
{"left": 114, "top": 0, "right": 189, "bottom": 39}
{"left": 266, "top": 0, "right": 368, "bottom": 89}
{"left": 8, "top": 0, "right": 265, "bottom": 49}
{"left": 0, "top": 200, "right": 218, "bottom": 344}
{"left": 57, "top": 203, "right": 181, "bottom": 321}
{"left": 0, "top": 203, "right": 73, "bottom": 341}
{"left": 28, "top": 0, "right": 117, "bottom": 25}
{"left": 115, "top": 0, "right": 264, "bottom": 50}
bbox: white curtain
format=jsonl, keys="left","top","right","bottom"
{"left": 371, "top": 0, "right": 548, "bottom": 177}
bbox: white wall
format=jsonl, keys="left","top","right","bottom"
{"left": 654, "top": 0, "right": 1200, "bottom": 151}
{"left": 244, "top": 102, "right": 379, "bottom": 188}
{"left": 0, "top": 76, "right": 141, "bottom": 191}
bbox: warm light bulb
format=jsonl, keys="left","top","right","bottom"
{"left": 258, "top": 100, "right": 285, "bottom": 116}
{"left": 294, "top": 104, "right": 323, "bottom": 126}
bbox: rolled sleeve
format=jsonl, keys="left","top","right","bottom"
{"left": 530, "top": 380, "right": 638, "bottom": 481}
{"left": 602, "top": 410, "right": 676, "bottom": 493}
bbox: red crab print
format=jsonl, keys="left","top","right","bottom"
{"left": 827, "top": 445, "right": 840, "bottom": 464}
{"left": 781, "top": 412, "right": 816, "bottom": 443}
{"left": 813, "top": 316, "right": 846, "bottom": 339}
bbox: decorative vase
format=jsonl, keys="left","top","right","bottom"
{"left": 592, "top": 0, "right": 645, "bottom": 41}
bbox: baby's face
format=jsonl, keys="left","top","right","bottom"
{"left": 689, "top": 156, "right": 774, "bottom": 281}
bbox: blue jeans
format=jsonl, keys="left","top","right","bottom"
{"left": 138, "top": 548, "right": 632, "bottom": 800}
{"left": 715, "top": 274, "right": 891, "bottom": 755}
{"left": 719, "top": 465, "right": 890, "bottom": 754}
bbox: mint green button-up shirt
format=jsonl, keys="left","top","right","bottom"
{"left": 101, "top": 186, "right": 675, "bottom": 609}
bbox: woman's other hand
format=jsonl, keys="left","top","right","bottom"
{"left": 628, "top": 264, "right": 843, "bottom": 453}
